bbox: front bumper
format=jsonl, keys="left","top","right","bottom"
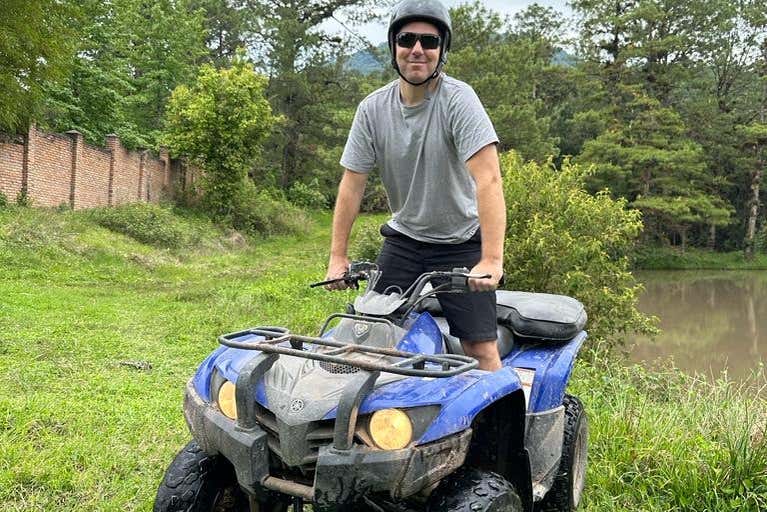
{"left": 183, "top": 380, "right": 471, "bottom": 508}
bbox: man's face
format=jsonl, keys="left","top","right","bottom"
{"left": 395, "top": 21, "right": 441, "bottom": 84}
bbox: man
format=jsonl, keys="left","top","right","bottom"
{"left": 324, "top": 0, "right": 506, "bottom": 371}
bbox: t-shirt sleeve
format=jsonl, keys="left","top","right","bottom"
{"left": 449, "top": 85, "right": 499, "bottom": 163}
{"left": 340, "top": 102, "right": 376, "bottom": 173}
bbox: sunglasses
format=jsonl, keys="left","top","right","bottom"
{"left": 395, "top": 32, "right": 442, "bottom": 50}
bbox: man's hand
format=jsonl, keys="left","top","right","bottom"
{"left": 324, "top": 256, "right": 351, "bottom": 290}
{"left": 468, "top": 259, "right": 503, "bottom": 292}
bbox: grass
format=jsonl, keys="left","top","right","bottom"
{"left": 635, "top": 246, "right": 767, "bottom": 270}
{"left": 0, "top": 205, "right": 765, "bottom": 511}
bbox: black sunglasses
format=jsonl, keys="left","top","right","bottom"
{"left": 396, "top": 32, "right": 442, "bottom": 50}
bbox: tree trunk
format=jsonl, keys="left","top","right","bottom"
{"left": 744, "top": 164, "right": 762, "bottom": 259}
{"left": 708, "top": 224, "right": 716, "bottom": 250}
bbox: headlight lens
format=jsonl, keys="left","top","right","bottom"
{"left": 369, "top": 408, "right": 413, "bottom": 450}
{"left": 217, "top": 381, "right": 238, "bottom": 420}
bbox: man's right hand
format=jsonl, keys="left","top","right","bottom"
{"left": 324, "top": 256, "right": 351, "bottom": 290}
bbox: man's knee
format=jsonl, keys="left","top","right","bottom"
{"left": 461, "top": 339, "right": 502, "bottom": 371}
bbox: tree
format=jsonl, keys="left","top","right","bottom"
{"left": 578, "top": 89, "right": 733, "bottom": 249}
{"left": 164, "top": 55, "right": 276, "bottom": 215}
{"left": 447, "top": 2, "right": 559, "bottom": 161}
{"left": 0, "top": 0, "right": 74, "bottom": 132}
{"left": 250, "top": 0, "right": 389, "bottom": 188}
{"left": 42, "top": 0, "right": 207, "bottom": 148}
{"left": 501, "top": 151, "right": 655, "bottom": 347}
{"left": 190, "top": 0, "right": 258, "bottom": 67}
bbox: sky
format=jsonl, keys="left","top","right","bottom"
{"left": 325, "top": 0, "right": 571, "bottom": 45}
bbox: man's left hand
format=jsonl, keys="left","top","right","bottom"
{"left": 468, "top": 260, "right": 504, "bottom": 292}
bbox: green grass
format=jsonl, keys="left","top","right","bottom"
{"left": 1, "top": 206, "right": 765, "bottom": 511}
{"left": 635, "top": 246, "right": 767, "bottom": 270}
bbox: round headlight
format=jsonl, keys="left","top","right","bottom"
{"left": 369, "top": 409, "right": 413, "bottom": 450}
{"left": 217, "top": 381, "right": 238, "bottom": 420}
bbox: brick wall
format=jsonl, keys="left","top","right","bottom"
{"left": 0, "top": 125, "right": 184, "bottom": 209}
{"left": 0, "top": 139, "right": 24, "bottom": 201}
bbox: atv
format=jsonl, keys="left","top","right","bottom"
{"left": 154, "top": 262, "right": 589, "bottom": 512}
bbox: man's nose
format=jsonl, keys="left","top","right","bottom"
{"left": 411, "top": 40, "right": 424, "bottom": 54}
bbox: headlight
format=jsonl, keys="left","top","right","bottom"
{"left": 217, "top": 380, "right": 238, "bottom": 420}
{"left": 369, "top": 408, "right": 413, "bottom": 450}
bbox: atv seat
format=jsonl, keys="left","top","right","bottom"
{"left": 419, "top": 290, "right": 587, "bottom": 355}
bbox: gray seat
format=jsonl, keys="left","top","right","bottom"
{"left": 432, "top": 317, "right": 515, "bottom": 358}
{"left": 419, "top": 290, "right": 587, "bottom": 345}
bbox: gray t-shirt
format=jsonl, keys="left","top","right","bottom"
{"left": 340, "top": 74, "right": 498, "bottom": 244}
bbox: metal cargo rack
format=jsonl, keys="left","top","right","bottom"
{"left": 218, "top": 318, "right": 478, "bottom": 378}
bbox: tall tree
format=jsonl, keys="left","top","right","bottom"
{"left": 447, "top": 2, "right": 560, "bottom": 161}
{"left": 164, "top": 53, "right": 276, "bottom": 215}
{"left": 578, "top": 89, "right": 733, "bottom": 249}
{"left": 190, "top": 0, "right": 258, "bottom": 67}
{"left": 250, "top": 0, "right": 388, "bottom": 188}
{"left": 43, "top": 0, "right": 206, "bottom": 148}
{"left": 0, "top": 0, "right": 74, "bottom": 132}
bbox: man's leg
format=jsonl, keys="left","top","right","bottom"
{"left": 373, "top": 224, "right": 424, "bottom": 294}
{"left": 461, "top": 339, "right": 502, "bottom": 371}
{"left": 426, "top": 233, "right": 503, "bottom": 371}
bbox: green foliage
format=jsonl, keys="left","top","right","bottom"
{"left": 87, "top": 203, "right": 205, "bottom": 249}
{"left": 349, "top": 216, "right": 386, "bottom": 262}
{"left": 228, "top": 184, "right": 311, "bottom": 238}
{"left": 634, "top": 246, "right": 767, "bottom": 269}
{"left": 447, "top": 3, "right": 560, "bottom": 162}
{"left": 42, "top": 0, "right": 206, "bottom": 149}
{"left": 15, "top": 191, "right": 30, "bottom": 207}
{"left": 573, "top": 356, "right": 767, "bottom": 511}
{"left": 0, "top": 0, "right": 74, "bottom": 132}
{"left": 500, "top": 151, "right": 656, "bottom": 346}
{"left": 578, "top": 90, "right": 734, "bottom": 248}
{"left": 287, "top": 179, "right": 328, "bottom": 210}
{"left": 164, "top": 56, "right": 276, "bottom": 216}
{"left": 0, "top": 192, "right": 8, "bottom": 209}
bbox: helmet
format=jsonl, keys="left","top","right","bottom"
{"left": 387, "top": 0, "right": 452, "bottom": 84}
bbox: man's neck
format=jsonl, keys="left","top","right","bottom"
{"left": 399, "top": 75, "right": 440, "bottom": 106}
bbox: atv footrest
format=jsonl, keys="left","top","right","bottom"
{"left": 218, "top": 325, "right": 478, "bottom": 377}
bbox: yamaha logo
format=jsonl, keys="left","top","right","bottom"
{"left": 290, "top": 399, "right": 305, "bottom": 413}
{"left": 353, "top": 322, "right": 370, "bottom": 338}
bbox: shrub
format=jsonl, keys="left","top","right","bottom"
{"left": 287, "top": 179, "right": 328, "bottom": 210}
{"left": 229, "top": 184, "right": 311, "bottom": 238}
{"left": 0, "top": 191, "right": 8, "bottom": 209}
{"left": 500, "top": 152, "right": 656, "bottom": 347}
{"left": 350, "top": 219, "right": 384, "bottom": 262}
{"left": 88, "top": 203, "right": 200, "bottom": 249}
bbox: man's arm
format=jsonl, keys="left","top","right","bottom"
{"left": 465, "top": 143, "right": 506, "bottom": 292}
{"left": 325, "top": 169, "right": 369, "bottom": 289}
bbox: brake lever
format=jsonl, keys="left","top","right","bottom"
{"left": 309, "top": 274, "right": 365, "bottom": 289}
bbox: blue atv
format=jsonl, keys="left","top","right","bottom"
{"left": 154, "top": 263, "right": 588, "bottom": 512}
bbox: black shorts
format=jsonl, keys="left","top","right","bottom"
{"left": 374, "top": 224, "right": 497, "bottom": 342}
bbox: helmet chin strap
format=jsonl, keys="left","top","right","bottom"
{"left": 395, "top": 64, "right": 441, "bottom": 86}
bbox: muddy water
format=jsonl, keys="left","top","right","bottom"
{"left": 628, "top": 270, "right": 767, "bottom": 380}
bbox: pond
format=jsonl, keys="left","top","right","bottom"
{"left": 628, "top": 270, "right": 767, "bottom": 380}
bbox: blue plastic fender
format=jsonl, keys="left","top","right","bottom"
{"left": 417, "top": 366, "right": 523, "bottom": 443}
{"left": 503, "top": 331, "right": 587, "bottom": 412}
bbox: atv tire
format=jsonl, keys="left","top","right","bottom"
{"left": 153, "top": 440, "right": 287, "bottom": 512}
{"left": 536, "top": 395, "right": 588, "bottom": 512}
{"left": 426, "top": 467, "right": 523, "bottom": 512}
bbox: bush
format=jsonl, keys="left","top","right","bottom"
{"left": 88, "top": 203, "right": 201, "bottom": 249}
{"left": 0, "top": 191, "right": 8, "bottom": 209}
{"left": 500, "top": 152, "right": 656, "bottom": 347}
{"left": 349, "top": 218, "right": 384, "bottom": 262}
{"left": 229, "top": 184, "right": 311, "bottom": 237}
{"left": 287, "top": 179, "right": 328, "bottom": 210}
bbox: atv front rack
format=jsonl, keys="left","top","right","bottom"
{"left": 218, "top": 322, "right": 478, "bottom": 378}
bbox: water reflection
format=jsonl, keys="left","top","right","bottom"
{"left": 629, "top": 270, "right": 767, "bottom": 379}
